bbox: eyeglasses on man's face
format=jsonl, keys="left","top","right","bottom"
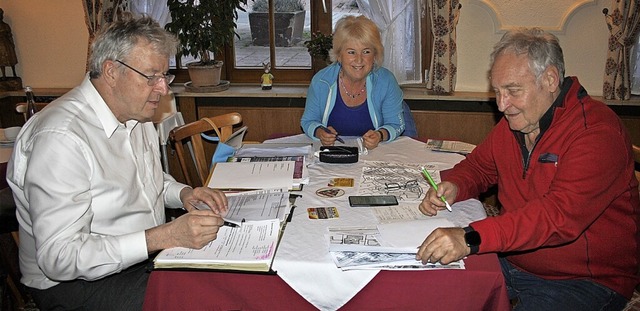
{"left": 116, "top": 60, "right": 175, "bottom": 86}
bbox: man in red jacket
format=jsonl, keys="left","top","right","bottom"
{"left": 416, "top": 28, "right": 639, "bottom": 310}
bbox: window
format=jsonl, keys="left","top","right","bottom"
{"left": 225, "top": 0, "right": 320, "bottom": 83}
{"left": 136, "top": 0, "right": 431, "bottom": 85}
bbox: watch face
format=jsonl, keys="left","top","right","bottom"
{"left": 465, "top": 231, "right": 481, "bottom": 246}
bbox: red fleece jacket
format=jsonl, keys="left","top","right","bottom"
{"left": 446, "top": 77, "right": 640, "bottom": 299}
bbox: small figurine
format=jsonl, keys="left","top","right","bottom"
{"left": 261, "top": 62, "right": 273, "bottom": 90}
{"left": 0, "top": 8, "right": 18, "bottom": 79}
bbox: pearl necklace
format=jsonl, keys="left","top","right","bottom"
{"left": 340, "top": 72, "right": 366, "bottom": 99}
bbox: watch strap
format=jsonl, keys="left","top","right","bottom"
{"left": 463, "top": 226, "right": 480, "bottom": 255}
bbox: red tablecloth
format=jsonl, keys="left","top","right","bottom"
{"left": 143, "top": 253, "right": 510, "bottom": 311}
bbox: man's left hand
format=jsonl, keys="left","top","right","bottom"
{"left": 415, "top": 227, "right": 469, "bottom": 264}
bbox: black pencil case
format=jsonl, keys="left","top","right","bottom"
{"left": 319, "top": 146, "right": 359, "bottom": 163}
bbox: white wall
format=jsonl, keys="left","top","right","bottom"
{"left": 456, "top": 0, "right": 610, "bottom": 95}
{"left": 0, "top": 0, "right": 612, "bottom": 95}
{"left": 0, "top": 0, "right": 88, "bottom": 88}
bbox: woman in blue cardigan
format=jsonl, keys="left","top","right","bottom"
{"left": 300, "top": 15, "right": 405, "bottom": 150}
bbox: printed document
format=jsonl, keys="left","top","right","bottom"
{"left": 208, "top": 161, "right": 296, "bottom": 190}
{"left": 154, "top": 218, "right": 280, "bottom": 272}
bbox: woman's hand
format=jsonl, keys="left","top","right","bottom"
{"left": 316, "top": 126, "right": 338, "bottom": 146}
{"left": 362, "top": 129, "right": 384, "bottom": 149}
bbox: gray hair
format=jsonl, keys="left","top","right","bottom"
{"left": 490, "top": 27, "right": 565, "bottom": 85}
{"left": 88, "top": 13, "right": 178, "bottom": 79}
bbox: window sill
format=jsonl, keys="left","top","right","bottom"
{"left": 172, "top": 84, "right": 640, "bottom": 106}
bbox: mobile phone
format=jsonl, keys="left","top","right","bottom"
{"left": 348, "top": 195, "right": 399, "bottom": 207}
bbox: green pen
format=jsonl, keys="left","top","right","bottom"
{"left": 420, "top": 166, "right": 452, "bottom": 212}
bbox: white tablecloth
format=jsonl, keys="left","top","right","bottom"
{"left": 270, "top": 135, "right": 486, "bottom": 311}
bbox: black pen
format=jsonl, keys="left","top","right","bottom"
{"left": 190, "top": 201, "right": 239, "bottom": 227}
{"left": 320, "top": 126, "right": 345, "bottom": 143}
{"left": 223, "top": 221, "right": 239, "bottom": 228}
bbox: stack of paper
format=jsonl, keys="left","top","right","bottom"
{"left": 226, "top": 155, "right": 308, "bottom": 191}
{"left": 326, "top": 218, "right": 465, "bottom": 270}
{"left": 153, "top": 188, "right": 290, "bottom": 271}
{"left": 425, "top": 139, "right": 476, "bottom": 155}
{"left": 209, "top": 143, "right": 313, "bottom": 190}
{"left": 208, "top": 161, "right": 297, "bottom": 190}
{"left": 154, "top": 218, "right": 280, "bottom": 272}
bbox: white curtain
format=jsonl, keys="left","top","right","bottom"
{"left": 129, "top": 0, "right": 171, "bottom": 26}
{"left": 130, "top": 0, "right": 194, "bottom": 67}
{"left": 355, "top": 0, "right": 422, "bottom": 84}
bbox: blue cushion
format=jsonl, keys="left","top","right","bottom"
{"left": 401, "top": 101, "right": 418, "bottom": 137}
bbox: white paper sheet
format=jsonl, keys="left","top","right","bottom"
{"left": 208, "top": 161, "right": 295, "bottom": 190}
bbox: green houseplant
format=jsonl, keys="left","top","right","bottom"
{"left": 249, "top": 0, "right": 306, "bottom": 47}
{"left": 165, "top": 0, "right": 247, "bottom": 88}
{"left": 304, "top": 31, "right": 333, "bottom": 68}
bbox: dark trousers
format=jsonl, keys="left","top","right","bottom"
{"left": 27, "top": 261, "right": 150, "bottom": 311}
{"left": 500, "top": 257, "right": 628, "bottom": 311}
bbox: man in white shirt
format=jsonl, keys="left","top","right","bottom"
{"left": 7, "top": 14, "right": 228, "bottom": 310}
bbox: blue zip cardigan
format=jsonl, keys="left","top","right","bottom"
{"left": 300, "top": 62, "right": 405, "bottom": 141}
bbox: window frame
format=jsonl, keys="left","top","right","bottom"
{"left": 172, "top": 1, "right": 431, "bottom": 85}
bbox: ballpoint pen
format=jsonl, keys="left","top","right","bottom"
{"left": 222, "top": 221, "right": 239, "bottom": 228}
{"left": 319, "top": 126, "right": 345, "bottom": 143}
{"left": 420, "top": 166, "right": 452, "bottom": 212}
{"left": 189, "top": 201, "right": 240, "bottom": 227}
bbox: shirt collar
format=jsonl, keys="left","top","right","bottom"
{"left": 513, "top": 77, "right": 571, "bottom": 144}
{"left": 81, "top": 73, "right": 139, "bottom": 138}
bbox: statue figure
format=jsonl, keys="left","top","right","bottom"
{"left": 0, "top": 8, "right": 18, "bottom": 79}
{"left": 261, "top": 62, "right": 273, "bottom": 90}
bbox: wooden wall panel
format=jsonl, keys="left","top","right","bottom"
{"left": 198, "top": 107, "right": 305, "bottom": 143}
{"left": 412, "top": 111, "right": 500, "bottom": 145}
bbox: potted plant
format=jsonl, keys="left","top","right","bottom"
{"left": 304, "top": 31, "right": 333, "bottom": 70}
{"left": 165, "top": 0, "right": 247, "bottom": 88}
{"left": 249, "top": 0, "right": 306, "bottom": 47}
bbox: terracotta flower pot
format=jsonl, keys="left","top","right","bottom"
{"left": 187, "top": 61, "right": 223, "bottom": 87}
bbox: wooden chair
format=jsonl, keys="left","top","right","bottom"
{"left": 169, "top": 112, "right": 243, "bottom": 188}
{"left": 0, "top": 187, "right": 29, "bottom": 310}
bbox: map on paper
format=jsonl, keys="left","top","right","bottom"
{"left": 357, "top": 161, "right": 442, "bottom": 202}
{"left": 326, "top": 217, "right": 465, "bottom": 271}
{"left": 330, "top": 251, "right": 465, "bottom": 271}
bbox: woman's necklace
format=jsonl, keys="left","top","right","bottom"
{"left": 340, "top": 72, "right": 366, "bottom": 99}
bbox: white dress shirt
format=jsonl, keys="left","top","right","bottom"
{"left": 7, "top": 75, "right": 187, "bottom": 289}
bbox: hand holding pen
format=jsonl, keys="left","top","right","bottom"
{"left": 318, "top": 125, "right": 345, "bottom": 144}
{"left": 420, "top": 167, "right": 452, "bottom": 212}
{"left": 189, "top": 201, "right": 239, "bottom": 227}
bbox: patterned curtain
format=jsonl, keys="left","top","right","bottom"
{"left": 426, "top": 0, "right": 461, "bottom": 94}
{"left": 602, "top": 0, "right": 640, "bottom": 100}
{"left": 82, "top": 0, "right": 129, "bottom": 71}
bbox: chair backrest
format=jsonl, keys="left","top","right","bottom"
{"left": 169, "top": 112, "right": 243, "bottom": 187}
